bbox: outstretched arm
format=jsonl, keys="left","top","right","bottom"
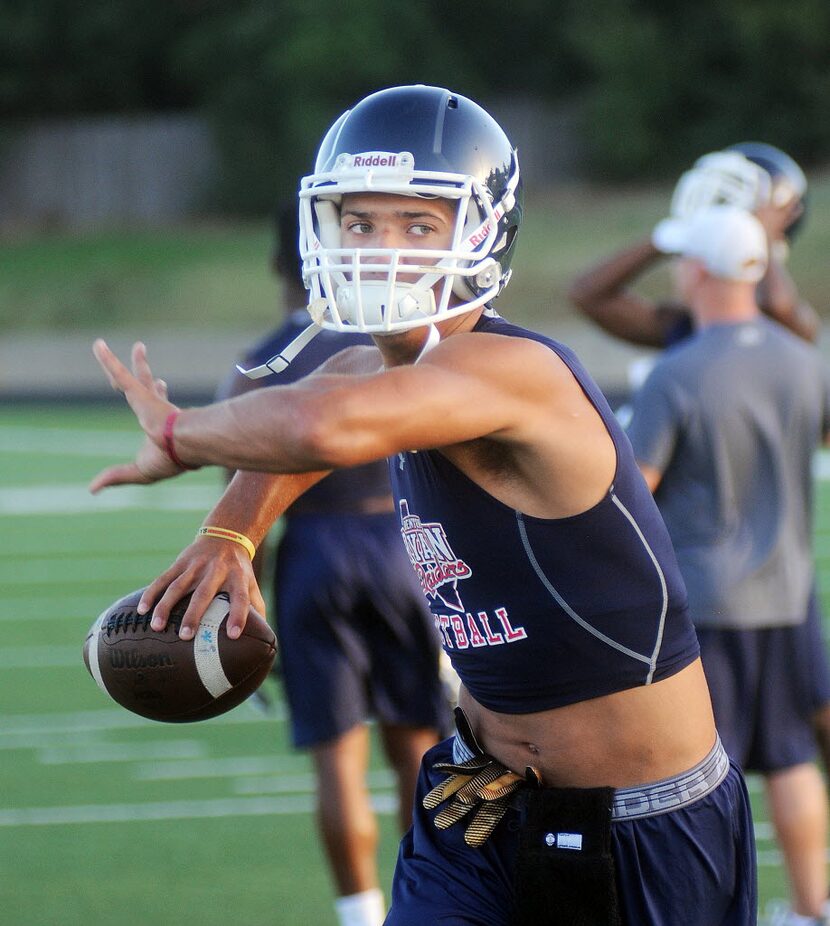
{"left": 89, "top": 337, "right": 377, "bottom": 489}
{"left": 567, "top": 239, "right": 688, "bottom": 348}
{"left": 91, "top": 331, "right": 615, "bottom": 634}
{"left": 90, "top": 338, "right": 332, "bottom": 639}
{"left": 91, "top": 334, "right": 535, "bottom": 477}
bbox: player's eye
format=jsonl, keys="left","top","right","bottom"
{"left": 409, "top": 223, "right": 434, "bottom": 237}
{"left": 345, "top": 221, "right": 373, "bottom": 235}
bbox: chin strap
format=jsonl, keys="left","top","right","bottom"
{"left": 414, "top": 324, "right": 441, "bottom": 363}
{"left": 236, "top": 323, "right": 322, "bottom": 379}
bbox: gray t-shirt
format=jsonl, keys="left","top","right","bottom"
{"left": 627, "top": 318, "right": 830, "bottom": 629}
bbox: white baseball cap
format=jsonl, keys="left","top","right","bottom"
{"left": 652, "top": 205, "right": 768, "bottom": 282}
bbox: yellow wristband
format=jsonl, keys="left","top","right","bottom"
{"left": 196, "top": 526, "right": 256, "bottom": 561}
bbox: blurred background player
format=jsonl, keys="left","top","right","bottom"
{"left": 568, "top": 142, "right": 830, "bottom": 772}
{"left": 620, "top": 205, "right": 830, "bottom": 925}
{"left": 568, "top": 143, "right": 818, "bottom": 348}
{"left": 214, "top": 203, "right": 451, "bottom": 926}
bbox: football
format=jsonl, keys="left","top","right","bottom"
{"left": 83, "top": 587, "right": 276, "bottom": 722}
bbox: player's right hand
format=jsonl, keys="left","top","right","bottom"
{"left": 137, "top": 537, "right": 267, "bottom": 641}
{"left": 89, "top": 340, "right": 186, "bottom": 492}
{"left": 89, "top": 433, "right": 182, "bottom": 492}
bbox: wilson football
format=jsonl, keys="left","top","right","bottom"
{"left": 83, "top": 587, "right": 276, "bottom": 722}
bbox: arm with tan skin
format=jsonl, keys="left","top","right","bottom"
{"left": 754, "top": 199, "right": 821, "bottom": 343}
{"left": 567, "top": 239, "right": 690, "bottom": 348}
{"left": 93, "top": 333, "right": 614, "bottom": 508}
{"left": 92, "top": 332, "right": 616, "bottom": 636}
{"left": 216, "top": 363, "right": 274, "bottom": 592}
{"left": 89, "top": 340, "right": 361, "bottom": 640}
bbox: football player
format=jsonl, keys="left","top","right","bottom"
{"left": 568, "top": 144, "right": 818, "bottom": 348}
{"left": 90, "top": 85, "right": 756, "bottom": 925}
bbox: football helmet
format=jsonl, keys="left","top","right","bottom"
{"left": 669, "top": 150, "right": 771, "bottom": 220}
{"left": 728, "top": 142, "right": 807, "bottom": 239}
{"left": 298, "top": 84, "right": 523, "bottom": 334}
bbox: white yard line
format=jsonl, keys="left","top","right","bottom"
{"left": 0, "top": 483, "right": 219, "bottom": 515}
{"left": 132, "top": 754, "right": 306, "bottom": 781}
{"left": 0, "top": 706, "right": 280, "bottom": 749}
{"left": 0, "top": 593, "right": 135, "bottom": 622}
{"left": 232, "top": 769, "right": 395, "bottom": 795}
{"left": 0, "top": 793, "right": 398, "bottom": 827}
{"left": 0, "top": 796, "right": 313, "bottom": 827}
{"left": 0, "top": 556, "right": 184, "bottom": 587}
{"left": 38, "top": 740, "right": 208, "bottom": 764}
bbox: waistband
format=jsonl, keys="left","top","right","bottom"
{"left": 452, "top": 729, "right": 730, "bottom": 822}
{"left": 611, "top": 736, "right": 730, "bottom": 821}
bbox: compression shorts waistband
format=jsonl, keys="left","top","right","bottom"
{"left": 611, "top": 736, "right": 729, "bottom": 821}
{"left": 452, "top": 729, "right": 729, "bottom": 822}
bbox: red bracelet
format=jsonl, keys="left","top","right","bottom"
{"left": 162, "top": 410, "right": 199, "bottom": 471}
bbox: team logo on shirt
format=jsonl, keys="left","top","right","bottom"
{"left": 398, "top": 500, "right": 471, "bottom": 611}
{"left": 398, "top": 499, "right": 528, "bottom": 650}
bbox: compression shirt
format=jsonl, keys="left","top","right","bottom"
{"left": 388, "top": 313, "right": 699, "bottom": 713}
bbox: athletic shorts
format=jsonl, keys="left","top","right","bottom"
{"left": 805, "top": 586, "right": 830, "bottom": 710}
{"left": 385, "top": 735, "right": 756, "bottom": 926}
{"left": 697, "top": 615, "right": 821, "bottom": 773}
{"left": 274, "top": 512, "right": 450, "bottom": 748}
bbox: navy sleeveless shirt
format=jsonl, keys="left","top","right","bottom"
{"left": 388, "top": 314, "right": 699, "bottom": 713}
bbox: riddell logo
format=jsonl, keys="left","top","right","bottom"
{"left": 353, "top": 153, "right": 398, "bottom": 167}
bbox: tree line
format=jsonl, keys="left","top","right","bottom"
{"left": 3, "top": 0, "right": 828, "bottom": 211}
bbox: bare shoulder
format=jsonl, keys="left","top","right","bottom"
{"left": 423, "top": 329, "right": 577, "bottom": 394}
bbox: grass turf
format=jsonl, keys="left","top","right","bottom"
{"left": 1, "top": 404, "right": 827, "bottom": 923}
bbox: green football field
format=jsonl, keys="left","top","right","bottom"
{"left": 1, "top": 403, "right": 829, "bottom": 924}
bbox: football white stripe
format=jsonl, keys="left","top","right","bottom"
{"left": 193, "top": 596, "right": 233, "bottom": 698}
{"left": 87, "top": 609, "right": 108, "bottom": 694}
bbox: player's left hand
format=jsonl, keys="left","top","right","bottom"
{"left": 138, "top": 536, "right": 266, "bottom": 640}
{"left": 89, "top": 339, "right": 183, "bottom": 492}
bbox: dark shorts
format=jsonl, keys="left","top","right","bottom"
{"left": 386, "top": 736, "right": 756, "bottom": 926}
{"left": 805, "top": 586, "right": 830, "bottom": 709}
{"left": 697, "top": 604, "right": 824, "bottom": 772}
{"left": 274, "top": 512, "right": 450, "bottom": 748}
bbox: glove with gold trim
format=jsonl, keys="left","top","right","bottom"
{"left": 423, "top": 754, "right": 532, "bottom": 848}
